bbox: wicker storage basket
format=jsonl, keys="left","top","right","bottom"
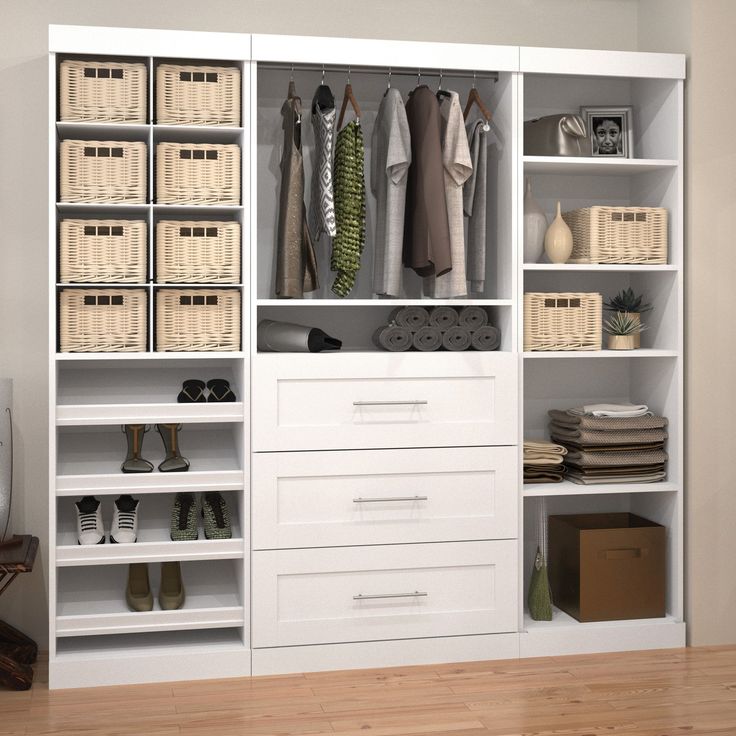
{"left": 156, "top": 142, "right": 240, "bottom": 205}
{"left": 60, "top": 59, "right": 147, "bottom": 123}
{"left": 155, "top": 220, "right": 240, "bottom": 283}
{"left": 156, "top": 288, "right": 241, "bottom": 351}
{"left": 562, "top": 206, "right": 668, "bottom": 264}
{"left": 60, "top": 219, "right": 147, "bottom": 283}
{"left": 524, "top": 292, "right": 602, "bottom": 351}
{"left": 60, "top": 140, "right": 147, "bottom": 203}
{"left": 156, "top": 64, "right": 241, "bottom": 126}
{"left": 59, "top": 288, "right": 147, "bottom": 352}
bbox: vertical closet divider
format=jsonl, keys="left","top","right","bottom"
{"left": 148, "top": 56, "right": 155, "bottom": 352}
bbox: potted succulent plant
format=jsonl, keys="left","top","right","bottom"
{"left": 604, "top": 310, "right": 648, "bottom": 350}
{"left": 603, "top": 288, "right": 653, "bottom": 348}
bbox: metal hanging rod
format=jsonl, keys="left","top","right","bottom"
{"left": 259, "top": 62, "right": 499, "bottom": 82}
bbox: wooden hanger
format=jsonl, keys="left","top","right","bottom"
{"left": 463, "top": 76, "right": 492, "bottom": 124}
{"left": 337, "top": 72, "right": 361, "bottom": 129}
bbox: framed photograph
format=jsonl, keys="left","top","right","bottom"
{"left": 581, "top": 106, "right": 633, "bottom": 158}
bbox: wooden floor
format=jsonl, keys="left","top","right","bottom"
{"left": 3, "top": 647, "right": 736, "bottom": 735}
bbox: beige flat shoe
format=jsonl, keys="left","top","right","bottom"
{"left": 159, "top": 561, "right": 185, "bottom": 611}
{"left": 126, "top": 563, "right": 153, "bottom": 612}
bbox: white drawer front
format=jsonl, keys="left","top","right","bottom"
{"left": 252, "top": 353, "right": 518, "bottom": 451}
{"left": 252, "top": 447, "right": 518, "bottom": 549}
{"left": 252, "top": 541, "right": 518, "bottom": 647}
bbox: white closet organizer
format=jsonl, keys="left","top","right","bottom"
{"left": 49, "top": 26, "right": 686, "bottom": 688}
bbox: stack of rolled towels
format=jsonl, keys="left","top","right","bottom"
{"left": 523, "top": 440, "right": 568, "bottom": 484}
{"left": 373, "top": 306, "right": 501, "bottom": 352}
{"left": 548, "top": 403, "right": 668, "bottom": 485}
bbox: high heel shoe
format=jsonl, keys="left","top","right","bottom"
{"left": 177, "top": 379, "right": 206, "bottom": 403}
{"left": 121, "top": 424, "right": 154, "bottom": 474}
{"left": 206, "top": 378, "right": 236, "bottom": 402}
{"left": 156, "top": 423, "right": 190, "bottom": 473}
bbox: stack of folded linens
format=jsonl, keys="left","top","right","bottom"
{"left": 548, "top": 403, "right": 668, "bottom": 484}
{"left": 373, "top": 306, "right": 501, "bottom": 352}
{"left": 524, "top": 440, "right": 568, "bottom": 484}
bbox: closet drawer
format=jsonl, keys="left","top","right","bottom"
{"left": 252, "top": 541, "right": 518, "bottom": 647}
{"left": 252, "top": 446, "right": 518, "bottom": 549}
{"left": 252, "top": 352, "right": 518, "bottom": 451}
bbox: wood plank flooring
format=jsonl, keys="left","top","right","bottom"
{"left": 3, "top": 646, "right": 736, "bottom": 735}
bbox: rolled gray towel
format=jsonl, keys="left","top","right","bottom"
{"left": 458, "top": 305, "right": 489, "bottom": 329}
{"left": 412, "top": 325, "right": 442, "bottom": 351}
{"left": 442, "top": 326, "right": 472, "bottom": 351}
{"left": 429, "top": 306, "right": 459, "bottom": 330}
{"left": 373, "top": 324, "right": 412, "bottom": 352}
{"left": 471, "top": 325, "right": 501, "bottom": 351}
{"left": 389, "top": 306, "right": 430, "bottom": 330}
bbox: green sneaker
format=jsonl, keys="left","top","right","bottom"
{"left": 170, "top": 493, "right": 197, "bottom": 541}
{"left": 202, "top": 492, "right": 232, "bottom": 540}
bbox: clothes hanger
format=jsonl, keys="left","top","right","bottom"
{"left": 313, "top": 66, "right": 334, "bottom": 113}
{"left": 436, "top": 69, "right": 451, "bottom": 100}
{"left": 463, "top": 72, "right": 492, "bottom": 130}
{"left": 337, "top": 67, "right": 361, "bottom": 128}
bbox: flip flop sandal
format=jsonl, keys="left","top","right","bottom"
{"left": 121, "top": 424, "right": 154, "bottom": 474}
{"left": 156, "top": 423, "right": 190, "bottom": 473}
{"left": 177, "top": 379, "right": 206, "bottom": 404}
{"left": 206, "top": 378, "right": 236, "bottom": 402}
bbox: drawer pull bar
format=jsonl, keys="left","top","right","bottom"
{"left": 353, "top": 400, "right": 428, "bottom": 407}
{"left": 353, "top": 496, "right": 428, "bottom": 503}
{"left": 353, "top": 591, "right": 428, "bottom": 601}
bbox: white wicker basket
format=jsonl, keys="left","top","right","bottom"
{"left": 60, "top": 140, "right": 147, "bottom": 203}
{"left": 155, "top": 220, "right": 240, "bottom": 283}
{"left": 60, "top": 59, "right": 147, "bottom": 123}
{"left": 156, "top": 63, "right": 241, "bottom": 126}
{"left": 60, "top": 219, "right": 147, "bottom": 283}
{"left": 155, "top": 288, "right": 241, "bottom": 352}
{"left": 524, "top": 292, "right": 602, "bottom": 351}
{"left": 59, "top": 288, "right": 147, "bottom": 352}
{"left": 155, "top": 142, "right": 240, "bottom": 205}
{"left": 562, "top": 206, "right": 668, "bottom": 264}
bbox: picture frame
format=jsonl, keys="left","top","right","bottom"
{"left": 581, "top": 106, "right": 633, "bottom": 158}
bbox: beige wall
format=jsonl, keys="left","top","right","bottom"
{"left": 5, "top": 1, "right": 729, "bottom": 651}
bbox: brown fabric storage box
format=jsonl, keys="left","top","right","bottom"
{"left": 548, "top": 513, "right": 666, "bottom": 622}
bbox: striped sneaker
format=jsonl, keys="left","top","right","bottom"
{"left": 170, "top": 493, "right": 197, "bottom": 541}
{"left": 202, "top": 492, "right": 232, "bottom": 540}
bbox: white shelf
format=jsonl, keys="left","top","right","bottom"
{"left": 153, "top": 124, "right": 244, "bottom": 133}
{"left": 524, "top": 607, "right": 678, "bottom": 632}
{"left": 56, "top": 351, "right": 245, "bottom": 360}
{"left": 152, "top": 204, "right": 243, "bottom": 214}
{"left": 523, "top": 264, "right": 679, "bottom": 272}
{"left": 57, "top": 402, "right": 244, "bottom": 426}
{"left": 523, "top": 480, "right": 679, "bottom": 497}
{"left": 56, "top": 561, "right": 243, "bottom": 636}
{"left": 56, "top": 202, "right": 149, "bottom": 214}
{"left": 523, "top": 156, "right": 678, "bottom": 176}
{"left": 257, "top": 299, "right": 513, "bottom": 307}
{"left": 56, "top": 121, "right": 150, "bottom": 137}
{"left": 524, "top": 349, "right": 678, "bottom": 359}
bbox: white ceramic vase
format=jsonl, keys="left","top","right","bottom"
{"left": 544, "top": 201, "right": 573, "bottom": 264}
{"left": 523, "top": 177, "right": 547, "bottom": 263}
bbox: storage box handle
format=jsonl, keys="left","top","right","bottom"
{"left": 600, "top": 547, "right": 648, "bottom": 560}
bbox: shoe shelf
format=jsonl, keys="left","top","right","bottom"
{"left": 56, "top": 403, "right": 244, "bottom": 426}
{"left": 56, "top": 560, "right": 244, "bottom": 637}
{"left": 56, "top": 492, "right": 244, "bottom": 566}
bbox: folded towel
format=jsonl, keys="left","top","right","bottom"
{"left": 457, "top": 305, "right": 489, "bottom": 329}
{"left": 566, "top": 470, "right": 667, "bottom": 485}
{"left": 555, "top": 440, "right": 665, "bottom": 453}
{"left": 525, "top": 456, "right": 566, "bottom": 466}
{"left": 524, "top": 440, "right": 568, "bottom": 455}
{"left": 442, "top": 326, "right": 472, "bottom": 351}
{"left": 549, "top": 409, "right": 668, "bottom": 431}
{"left": 471, "top": 325, "right": 501, "bottom": 351}
{"left": 549, "top": 423, "right": 668, "bottom": 445}
{"left": 429, "top": 306, "right": 459, "bottom": 329}
{"left": 568, "top": 403, "right": 650, "bottom": 417}
{"left": 524, "top": 472, "right": 565, "bottom": 484}
{"left": 566, "top": 463, "right": 666, "bottom": 477}
{"left": 565, "top": 448, "right": 668, "bottom": 468}
{"left": 524, "top": 463, "right": 565, "bottom": 473}
{"left": 412, "top": 325, "right": 443, "bottom": 351}
{"left": 373, "top": 325, "right": 413, "bottom": 352}
{"left": 389, "top": 306, "right": 430, "bottom": 330}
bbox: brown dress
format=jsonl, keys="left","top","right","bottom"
{"left": 275, "top": 81, "right": 319, "bottom": 298}
{"left": 402, "top": 85, "right": 452, "bottom": 277}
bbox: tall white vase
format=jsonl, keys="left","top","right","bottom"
{"left": 544, "top": 201, "right": 573, "bottom": 264}
{"left": 0, "top": 379, "right": 12, "bottom": 543}
{"left": 523, "top": 177, "right": 547, "bottom": 264}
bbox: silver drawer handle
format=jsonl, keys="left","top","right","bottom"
{"left": 353, "top": 400, "right": 428, "bottom": 407}
{"left": 353, "top": 496, "right": 428, "bottom": 503}
{"left": 353, "top": 591, "right": 428, "bottom": 601}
